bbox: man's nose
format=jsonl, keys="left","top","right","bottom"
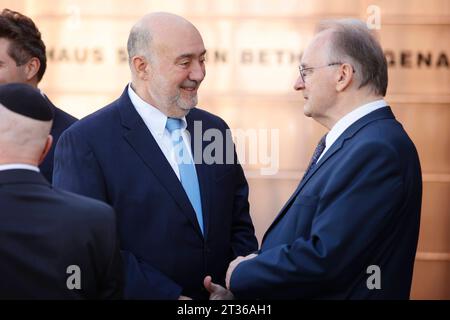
{"left": 189, "top": 61, "right": 206, "bottom": 82}
{"left": 293, "top": 75, "right": 305, "bottom": 91}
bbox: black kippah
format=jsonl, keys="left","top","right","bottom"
{"left": 0, "top": 83, "right": 54, "bottom": 121}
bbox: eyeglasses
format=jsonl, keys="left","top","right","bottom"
{"left": 298, "top": 62, "right": 347, "bottom": 83}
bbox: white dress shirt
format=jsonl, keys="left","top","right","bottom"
{"left": 127, "top": 84, "right": 193, "bottom": 180}
{"left": 0, "top": 164, "right": 40, "bottom": 172}
{"left": 317, "top": 99, "right": 388, "bottom": 163}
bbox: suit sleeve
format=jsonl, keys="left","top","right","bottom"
{"left": 225, "top": 124, "right": 259, "bottom": 257}
{"left": 230, "top": 141, "right": 404, "bottom": 299}
{"left": 53, "top": 128, "right": 183, "bottom": 299}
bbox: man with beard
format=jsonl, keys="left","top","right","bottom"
{"left": 53, "top": 12, "right": 257, "bottom": 300}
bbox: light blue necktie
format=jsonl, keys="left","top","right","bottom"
{"left": 165, "top": 117, "right": 204, "bottom": 235}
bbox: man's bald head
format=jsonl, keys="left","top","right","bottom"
{"left": 125, "top": 12, "right": 206, "bottom": 118}
{"left": 127, "top": 12, "right": 201, "bottom": 66}
{"left": 0, "top": 83, "right": 53, "bottom": 165}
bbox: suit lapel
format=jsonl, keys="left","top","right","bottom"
{"left": 262, "top": 107, "right": 396, "bottom": 243}
{"left": 117, "top": 88, "right": 204, "bottom": 238}
{"left": 262, "top": 137, "right": 347, "bottom": 242}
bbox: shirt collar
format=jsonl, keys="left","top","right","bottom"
{"left": 325, "top": 99, "right": 388, "bottom": 150}
{"left": 0, "top": 164, "right": 40, "bottom": 172}
{"left": 127, "top": 84, "right": 187, "bottom": 135}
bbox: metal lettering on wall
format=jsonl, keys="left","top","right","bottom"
{"left": 46, "top": 46, "right": 450, "bottom": 69}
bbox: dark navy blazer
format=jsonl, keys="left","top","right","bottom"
{"left": 0, "top": 169, "right": 123, "bottom": 299}
{"left": 53, "top": 87, "right": 258, "bottom": 299}
{"left": 230, "top": 107, "right": 422, "bottom": 299}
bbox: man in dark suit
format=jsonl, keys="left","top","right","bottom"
{"left": 205, "top": 19, "right": 422, "bottom": 300}
{"left": 0, "top": 83, "right": 123, "bottom": 299}
{"left": 0, "top": 9, "right": 77, "bottom": 183}
{"left": 53, "top": 12, "right": 258, "bottom": 300}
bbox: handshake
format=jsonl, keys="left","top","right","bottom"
{"left": 179, "top": 253, "right": 258, "bottom": 300}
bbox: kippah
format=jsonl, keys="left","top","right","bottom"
{"left": 0, "top": 83, "right": 53, "bottom": 121}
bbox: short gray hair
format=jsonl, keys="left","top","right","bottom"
{"left": 126, "top": 24, "right": 153, "bottom": 65}
{"left": 317, "top": 19, "right": 388, "bottom": 96}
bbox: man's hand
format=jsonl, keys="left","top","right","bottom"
{"left": 225, "top": 253, "right": 258, "bottom": 289}
{"left": 203, "top": 276, "right": 234, "bottom": 300}
{"left": 178, "top": 295, "right": 192, "bottom": 300}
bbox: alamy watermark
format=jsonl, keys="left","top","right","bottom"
{"left": 366, "top": 265, "right": 381, "bottom": 290}
{"left": 66, "top": 265, "right": 81, "bottom": 290}
{"left": 366, "top": 5, "right": 381, "bottom": 30}
{"left": 172, "top": 121, "right": 280, "bottom": 176}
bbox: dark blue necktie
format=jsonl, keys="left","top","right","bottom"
{"left": 302, "top": 134, "right": 327, "bottom": 181}
{"left": 166, "top": 117, "right": 204, "bottom": 234}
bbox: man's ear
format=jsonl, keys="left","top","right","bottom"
{"left": 38, "top": 134, "right": 53, "bottom": 165}
{"left": 335, "top": 63, "right": 354, "bottom": 92}
{"left": 131, "top": 56, "right": 150, "bottom": 80}
{"left": 24, "top": 57, "right": 41, "bottom": 82}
